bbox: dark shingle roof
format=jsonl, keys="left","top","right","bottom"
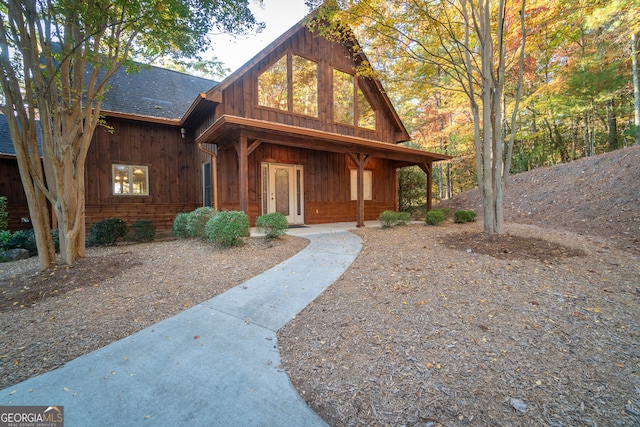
{"left": 1, "top": 64, "right": 217, "bottom": 156}
{"left": 0, "top": 114, "right": 42, "bottom": 156}
{"left": 99, "top": 65, "right": 217, "bottom": 120}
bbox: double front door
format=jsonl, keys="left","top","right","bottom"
{"left": 261, "top": 163, "right": 304, "bottom": 224}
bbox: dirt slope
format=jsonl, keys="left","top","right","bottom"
{"left": 438, "top": 145, "right": 640, "bottom": 253}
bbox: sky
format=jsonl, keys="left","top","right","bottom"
{"left": 206, "top": 0, "right": 312, "bottom": 77}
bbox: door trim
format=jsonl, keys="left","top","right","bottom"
{"left": 261, "top": 162, "right": 304, "bottom": 224}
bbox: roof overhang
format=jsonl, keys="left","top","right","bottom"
{"left": 100, "top": 110, "right": 181, "bottom": 126}
{"left": 196, "top": 115, "right": 450, "bottom": 165}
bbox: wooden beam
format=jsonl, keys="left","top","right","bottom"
{"left": 351, "top": 153, "right": 370, "bottom": 227}
{"left": 247, "top": 139, "right": 263, "bottom": 156}
{"left": 417, "top": 162, "right": 433, "bottom": 212}
{"left": 237, "top": 133, "right": 249, "bottom": 215}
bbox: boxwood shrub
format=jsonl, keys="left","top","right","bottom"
{"left": 205, "top": 211, "right": 250, "bottom": 247}
{"left": 131, "top": 219, "right": 156, "bottom": 242}
{"left": 256, "top": 212, "right": 288, "bottom": 239}
{"left": 172, "top": 212, "right": 190, "bottom": 238}
{"left": 186, "top": 207, "right": 218, "bottom": 238}
{"left": 454, "top": 209, "right": 478, "bottom": 224}
{"left": 87, "top": 218, "right": 127, "bottom": 246}
{"left": 426, "top": 209, "right": 447, "bottom": 226}
{"left": 378, "top": 210, "right": 412, "bottom": 228}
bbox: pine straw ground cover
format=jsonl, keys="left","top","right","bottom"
{"left": 278, "top": 222, "right": 640, "bottom": 426}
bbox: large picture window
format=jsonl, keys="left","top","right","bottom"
{"left": 113, "top": 164, "right": 148, "bottom": 195}
{"left": 333, "top": 69, "right": 354, "bottom": 125}
{"left": 333, "top": 69, "right": 376, "bottom": 130}
{"left": 292, "top": 55, "right": 318, "bottom": 116}
{"left": 257, "top": 54, "right": 318, "bottom": 117}
{"left": 258, "top": 56, "right": 288, "bottom": 110}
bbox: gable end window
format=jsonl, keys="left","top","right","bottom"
{"left": 333, "top": 69, "right": 376, "bottom": 130}
{"left": 258, "top": 54, "right": 318, "bottom": 117}
{"left": 113, "top": 164, "right": 148, "bottom": 195}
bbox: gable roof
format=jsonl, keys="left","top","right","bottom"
{"left": 200, "top": 14, "right": 411, "bottom": 142}
{"left": 100, "top": 65, "right": 217, "bottom": 122}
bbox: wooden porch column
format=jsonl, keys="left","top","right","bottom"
{"left": 236, "top": 133, "right": 249, "bottom": 214}
{"left": 349, "top": 153, "right": 369, "bottom": 227}
{"left": 418, "top": 162, "right": 433, "bottom": 211}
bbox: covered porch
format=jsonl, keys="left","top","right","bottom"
{"left": 196, "top": 114, "right": 451, "bottom": 226}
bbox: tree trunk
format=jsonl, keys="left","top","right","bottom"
{"left": 633, "top": 32, "right": 640, "bottom": 146}
{"left": 606, "top": 98, "right": 618, "bottom": 151}
{"left": 584, "top": 110, "right": 591, "bottom": 156}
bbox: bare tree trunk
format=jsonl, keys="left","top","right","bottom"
{"left": 633, "top": 32, "right": 640, "bottom": 146}
{"left": 606, "top": 98, "right": 618, "bottom": 151}
{"left": 584, "top": 110, "right": 591, "bottom": 156}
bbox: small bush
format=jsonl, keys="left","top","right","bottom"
{"left": 426, "top": 209, "right": 447, "bottom": 226}
{"left": 0, "top": 230, "right": 12, "bottom": 250}
{"left": 131, "top": 220, "right": 156, "bottom": 242}
{"left": 172, "top": 212, "right": 190, "bottom": 238}
{"left": 6, "top": 229, "right": 37, "bottom": 256}
{"left": 0, "top": 196, "right": 8, "bottom": 231}
{"left": 454, "top": 209, "right": 477, "bottom": 224}
{"left": 396, "top": 211, "right": 411, "bottom": 225}
{"left": 205, "top": 211, "right": 250, "bottom": 247}
{"left": 186, "top": 207, "right": 217, "bottom": 238}
{"left": 379, "top": 210, "right": 412, "bottom": 228}
{"left": 379, "top": 211, "right": 397, "bottom": 228}
{"left": 256, "top": 212, "right": 288, "bottom": 239}
{"left": 51, "top": 228, "right": 60, "bottom": 253}
{"left": 87, "top": 218, "right": 127, "bottom": 246}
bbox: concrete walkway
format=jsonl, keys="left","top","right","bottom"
{"left": 1, "top": 225, "right": 366, "bottom": 426}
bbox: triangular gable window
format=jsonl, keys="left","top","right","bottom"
{"left": 258, "top": 54, "right": 318, "bottom": 117}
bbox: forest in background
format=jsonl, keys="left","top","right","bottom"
{"left": 341, "top": 0, "right": 639, "bottom": 201}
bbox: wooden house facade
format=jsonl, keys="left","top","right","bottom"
{"left": 0, "top": 15, "right": 449, "bottom": 232}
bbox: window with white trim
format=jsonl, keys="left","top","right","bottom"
{"left": 113, "top": 164, "right": 148, "bottom": 195}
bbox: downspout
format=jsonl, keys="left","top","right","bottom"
{"left": 197, "top": 141, "right": 218, "bottom": 210}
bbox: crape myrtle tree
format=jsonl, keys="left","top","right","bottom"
{"left": 0, "top": 0, "right": 263, "bottom": 269}
{"left": 308, "top": 0, "right": 527, "bottom": 235}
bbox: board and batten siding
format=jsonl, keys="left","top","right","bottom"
{"left": 216, "top": 25, "right": 402, "bottom": 145}
{"left": 84, "top": 117, "right": 203, "bottom": 230}
{"left": 215, "top": 142, "right": 396, "bottom": 224}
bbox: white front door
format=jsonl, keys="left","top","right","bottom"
{"left": 263, "top": 163, "right": 304, "bottom": 224}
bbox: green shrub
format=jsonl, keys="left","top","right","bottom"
{"left": 379, "top": 211, "right": 397, "bottom": 228}
{"left": 51, "top": 228, "right": 60, "bottom": 253}
{"left": 172, "top": 212, "right": 190, "bottom": 238}
{"left": 0, "top": 230, "right": 12, "bottom": 250}
{"left": 131, "top": 220, "right": 156, "bottom": 242}
{"left": 6, "top": 229, "right": 37, "bottom": 255}
{"left": 186, "top": 207, "right": 217, "bottom": 238}
{"left": 426, "top": 209, "right": 447, "bottom": 226}
{"left": 0, "top": 196, "right": 8, "bottom": 231}
{"left": 205, "top": 211, "right": 250, "bottom": 247}
{"left": 87, "top": 218, "right": 127, "bottom": 246}
{"left": 379, "top": 210, "right": 412, "bottom": 228}
{"left": 256, "top": 212, "right": 288, "bottom": 239}
{"left": 454, "top": 209, "right": 477, "bottom": 224}
{"left": 396, "top": 211, "right": 411, "bottom": 225}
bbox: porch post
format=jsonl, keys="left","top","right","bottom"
{"left": 348, "top": 153, "right": 369, "bottom": 227}
{"left": 237, "top": 133, "right": 249, "bottom": 214}
{"left": 418, "top": 162, "right": 433, "bottom": 212}
{"left": 357, "top": 153, "right": 365, "bottom": 227}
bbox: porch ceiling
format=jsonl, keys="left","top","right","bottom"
{"left": 196, "top": 115, "right": 451, "bottom": 165}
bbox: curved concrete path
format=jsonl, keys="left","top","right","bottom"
{"left": 1, "top": 228, "right": 363, "bottom": 426}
